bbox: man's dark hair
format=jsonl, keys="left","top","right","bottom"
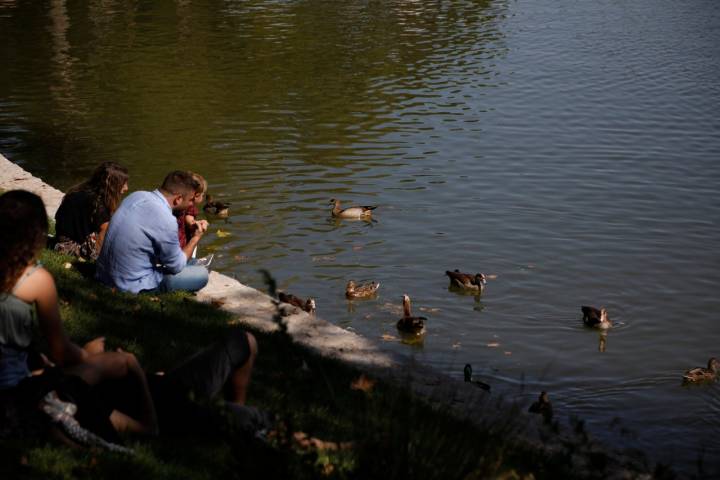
{"left": 160, "top": 170, "right": 200, "bottom": 196}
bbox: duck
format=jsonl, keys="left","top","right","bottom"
{"left": 446, "top": 270, "right": 487, "bottom": 292}
{"left": 396, "top": 294, "right": 426, "bottom": 334}
{"left": 329, "top": 198, "right": 377, "bottom": 219}
{"left": 203, "top": 195, "right": 230, "bottom": 217}
{"left": 345, "top": 280, "right": 381, "bottom": 299}
{"left": 683, "top": 357, "right": 719, "bottom": 383}
{"left": 581, "top": 306, "right": 612, "bottom": 329}
{"left": 463, "top": 364, "right": 490, "bottom": 391}
{"left": 528, "top": 391, "right": 553, "bottom": 421}
{"left": 278, "top": 291, "right": 316, "bottom": 314}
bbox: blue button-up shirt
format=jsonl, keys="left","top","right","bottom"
{"left": 96, "top": 190, "right": 186, "bottom": 293}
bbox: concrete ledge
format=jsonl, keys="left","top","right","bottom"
{"left": 0, "top": 154, "right": 64, "bottom": 218}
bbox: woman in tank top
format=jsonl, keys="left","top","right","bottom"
{"left": 1, "top": 190, "right": 157, "bottom": 436}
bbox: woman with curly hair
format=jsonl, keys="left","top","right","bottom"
{"left": 1, "top": 190, "right": 157, "bottom": 440}
{"left": 54, "top": 162, "right": 129, "bottom": 259}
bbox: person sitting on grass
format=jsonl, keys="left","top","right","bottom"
{"left": 175, "top": 172, "right": 210, "bottom": 251}
{"left": 0, "top": 190, "right": 158, "bottom": 443}
{"left": 54, "top": 162, "right": 129, "bottom": 260}
{"left": 96, "top": 170, "right": 209, "bottom": 294}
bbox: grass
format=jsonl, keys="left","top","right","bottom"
{"left": 0, "top": 249, "right": 667, "bottom": 480}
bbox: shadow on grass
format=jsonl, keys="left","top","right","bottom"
{"left": 0, "top": 250, "right": 672, "bottom": 479}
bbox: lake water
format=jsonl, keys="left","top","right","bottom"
{"left": 1, "top": 0, "right": 719, "bottom": 474}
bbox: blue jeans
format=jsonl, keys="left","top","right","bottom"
{"left": 158, "top": 264, "right": 209, "bottom": 293}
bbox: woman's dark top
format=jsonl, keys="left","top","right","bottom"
{"left": 55, "top": 191, "right": 110, "bottom": 243}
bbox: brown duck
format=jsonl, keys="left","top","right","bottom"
{"left": 345, "top": 280, "right": 381, "bottom": 299}
{"left": 396, "top": 294, "right": 426, "bottom": 334}
{"left": 330, "top": 199, "right": 377, "bottom": 219}
{"left": 446, "top": 270, "right": 487, "bottom": 292}
{"left": 581, "top": 306, "right": 612, "bottom": 329}
{"left": 278, "top": 292, "right": 316, "bottom": 314}
{"left": 683, "top": 357, "right": 719, "bottom": 383}
{"left": 528, "top": 391, "right": 553, "bottom": 421}
{"left": 203, "top": 195, "right": 230, "bottom": 217}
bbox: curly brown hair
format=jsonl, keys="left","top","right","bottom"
{"left": 0, "top": 190, "right": 48, "bottom": 293}
{"left": 67, "top": 162, "right": 129, "bottom": 224}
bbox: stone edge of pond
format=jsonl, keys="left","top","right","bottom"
{"left": 0, "top": 153, "right": 658, "bottom": 478}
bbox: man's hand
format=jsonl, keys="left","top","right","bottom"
{"left": 192, "top": 220, "right": 208, "bottom": 238}
{"left": 83, "top": 337, "right": 106, "bottom": 355}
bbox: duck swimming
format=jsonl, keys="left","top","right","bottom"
{"left": 446, "top": 270, "right": 487, "bottom": 292}
{"left": 683, "top": 357, "right": 719, "bottom": 383}
{"left": 346, "top": 280, "right": 380, "bottom": 299}
{"left": 463, "top": 364, "right": 490, "bottom": 391}
{"left": 396, "top": 294, "right": 426, "bottom": 334}
{"left": 581, "top": 306, "right": 612, "bottom": 329}
{"left": 203, "top": 195, "right": 230, "bottom": 217}
{"left": 528, "top": 391, "right": 553, "bottom": 421}
{"left": 278, "top": 292, "right": 316, "bottom": 314}
{"left": 330, "top": 198, "right": 377, "bottom": 219}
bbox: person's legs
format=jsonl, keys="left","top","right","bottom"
{"left": 162, "top": 328, "right": 257, "bottom": 404}
{"left": 159, "top": 264, "right": 208, "bottom": 292}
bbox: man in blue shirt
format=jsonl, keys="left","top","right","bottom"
{"left": 96, "top": 171, "right": 209, "bottom": 293}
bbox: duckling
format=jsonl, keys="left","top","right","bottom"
{"left": 330, "top": 198, "right": 377, "bottom": 219}
{"left": 528, "top": 391, "right": 553, "bottom": 421}
{"left": 278, "top": 292, "right": 316, "bottom": 314}
{"left": 581, "top": 306, "right": 612, "bottom": 329}
{"left": 463, "top": 364, "right": 491, "bottom": 391}
{"left": 345, "top": 280, "right": 381, "bottom": 299}
{"left": 396, "top": 294, "right": 426, "bottom": 334}
{"left": 683, "top": 357, "right": 719, "bottom": 383}
{"left": 446, "top": 270, "right": 487, "bottom": 292}
{"left": 203, "top": 195, "right": 230, "bottom": 217}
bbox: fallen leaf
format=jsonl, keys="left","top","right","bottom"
{"left": 350, "top": 374, "right": 375, "bottom": 393}
{"left": 234, "top": 255, "right": 249, "bottom": 262}
{"left": 216, "top": 229, "right": 230, "bottom": 238}
{"left": 381, "top": 333, "right": 397, "bottom": 341}
{"left": 63, "top": 262, "right": 72, "bottom": 269}
{"left": 486, "top": 342, "right": 500, "bottom": 348}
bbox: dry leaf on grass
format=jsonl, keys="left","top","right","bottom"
{"left": 350, "top": 374, "right": 375, "bottom": 393}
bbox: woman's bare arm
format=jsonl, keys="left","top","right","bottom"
{"left": 16, "top": 267, "right": 87, "bottom": 366}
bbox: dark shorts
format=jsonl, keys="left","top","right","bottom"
{"left": 147, "top": 328, "right": 254, "bottom": 434}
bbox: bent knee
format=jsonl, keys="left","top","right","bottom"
{"left": 246, "top": 332, "right": 258, "bottom": 358}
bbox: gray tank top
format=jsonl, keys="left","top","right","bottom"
{"left": 0, "top": 265, "right": 40, "bottom": 389}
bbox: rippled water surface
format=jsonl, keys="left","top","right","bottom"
{"left": 2, "top": 0, "right": 719, "bottom": 474}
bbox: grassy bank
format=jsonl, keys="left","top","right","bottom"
{"left": 0, "top": 250, "right": 667, "bottom": 479}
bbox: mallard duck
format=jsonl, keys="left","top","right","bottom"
{"left": 446, "top": 270, "right": 486, "bottom": 292}
{"left": 683, "top": 357, "right": 719, "bottom": 383}
{"left": 463, "top": 364, "right": 490, "bottom": 391}
{"left": 203, "top": 195, "right": 230, "bottom": 217}
{"left": 278, "top": 292, "right": 316, "bottom": 314}
{"left": 330, "top": 198, "right": 377, "bottom": 219}
{"left": 581, "top": 306, "right": 612, "bottom": 329}
{"left": 346, "top": 280, "right": 380, "bottom": 299}
{"left": 528, "top": 391, "right": 553, "bottom": 420}
{"left": 396, "top": 294, "right": 426, "bottom": 334}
